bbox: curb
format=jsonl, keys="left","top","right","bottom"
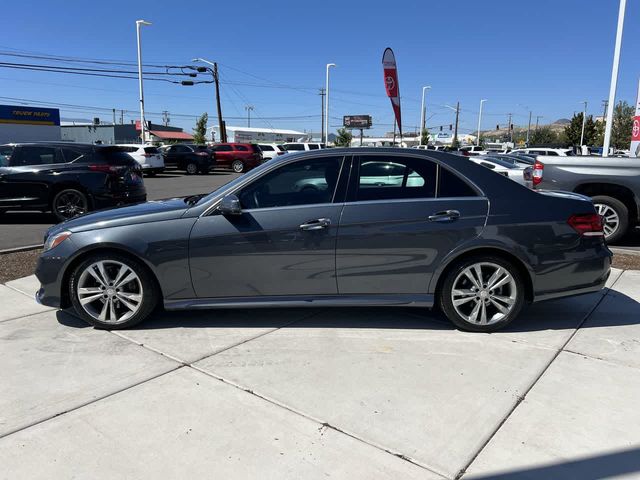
{"left": 611, "top": 247, "right": 640, "bottom": 257}
{"left": 0, "top": 244, "right": 43, "bottom": 255}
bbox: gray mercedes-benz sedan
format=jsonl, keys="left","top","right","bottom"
{"left": 35, "top": 148, "right": 612, "bottom": 332}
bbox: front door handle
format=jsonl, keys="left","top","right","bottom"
{"left": 428, "top": 210, "right": 461, "bottom": 222}
{"left": 299, "top": 218, "right": 331, "bottom": 231}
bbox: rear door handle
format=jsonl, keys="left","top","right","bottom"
{"left": 299, "top": 218, "right": 331, "bottom": 231}
{"left": 428, "top": 210, "right": 460, "bottom": 222}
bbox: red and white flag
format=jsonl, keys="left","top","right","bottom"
{"left": 631, "top": 78, "right": 640, "bottom": 157}
{"left": 382, "top": 48, "right": 402, "bottom": 135}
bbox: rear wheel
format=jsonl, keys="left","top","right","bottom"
{"left": 52, "top": 189, "right": 88, "bottom": 222}
{"left": 439, "top": 256, "right": 525, "bottom": 332}
{"left": 185, "top": 162, "right": 198, "bottom": 175}
{"left": 69, "top": 253, "right": 158, "bottom": 329}
{"left": 592, "top": 195, "right": 628, "bottom": 243}
{"left": 231, "top": 160, "right": 245, "bottom": 173}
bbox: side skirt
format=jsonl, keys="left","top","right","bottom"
{"left": 164, "top": 294, "right": 434, "bottom": 311}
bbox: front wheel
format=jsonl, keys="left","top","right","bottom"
{"left": 439, "top": 256, "right": 525, "bottom": 332}
{"left": 52, "top": 189, "right": 89, "bottom": 222}
{"left": 231, "top": 160, "right": 245, "bottom": 173}
{"left": 69, "top": 254, "right": 158, "bottom": 329}
{"left": 185, "top": 162, "right": 198, "bottom": 175}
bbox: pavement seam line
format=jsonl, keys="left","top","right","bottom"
{"left": 0, "top": 306, "right": 56, "bottom": 324}
{"left": 562, "top": 347, "right": 640, "bottom": 371}
{"left": 3, "top": 283, "right": 38, "bottom": 299}
{"left": 454, "top": 284, "right": 612, "bottom": 480}
{"left": 0, "top": 365, "right": 184, "bottom": 440}
{"left": 188, "top": 364, "right": 448, "bottom": 479}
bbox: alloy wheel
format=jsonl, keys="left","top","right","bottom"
{"left": 451, "top": 262, "right": 517, "bottom": 326}
{"left": 186, "top": 163, "right": 198, "bottom": 175}
{"left": 54, "top": 190, "right": 87, "bottom": 219}
{"left": 76, "top": 260, "right": 144, "bottom": 325}
{"left": 595, "top": 203, "right": 619, "bottom": 239}
{"left": 232, "top": 160, "right": 244, "bottom": 173}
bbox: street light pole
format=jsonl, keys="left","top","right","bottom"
{"left": 193, "top": 58, "right": 226, "bottom": 143}
{"left": 476, "top": 99, "right": 487, "bottom": 146}
{"left": 526, "top": 111, "right": 532, "bottom": 146}
{"left": 245, "top": 105, "right": 254, "bottom": 128}
{"left": 580, "top": 101, "right": 588, "bottom": 148}
{"left": 420, "top": 86, "right": 431, "bottom": 145}
{"left": 603, "top": 0, "right": 627, "bottom": 157}
{"left": 325, "top": 63, "right": 336, "bottom": 145}
{"left": 136, "top": 19, "right": 151, "bottom": 144}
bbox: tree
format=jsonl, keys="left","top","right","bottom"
{"left": 529, "top": 126, "right": 558, "bottom": 146}
{"left": 334, "top": 128, "right": 352, "bottom": 147}
{"left": 563, "top": 113, "right": 598, "bottom": 146}
{"left": 192, "top": 113, "right": 208, "bottom": 145}
{"left": 610, "top": 100, "right": 634, "bottom": 150}
{"left": 420, "top": 128, "right": 430, "bottom": 145}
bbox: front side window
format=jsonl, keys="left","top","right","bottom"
{"left": 214, "top": 145, "right": 233, "bottom": 152}
{"left": 238, "top": 156, "right": 342, "bottom": 210}
{"left": 354, "top": 155, "right": 435, "bottom": 201}
{"left": 0, "top": 146, "right": 14, "bottom": 166}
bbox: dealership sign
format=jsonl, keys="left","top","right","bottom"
{"left": 0, "top": 104, "right": 61, "bottom": 126}
{"left": 382, "top": 48, "right": 402, "bottom": 135}
{"left": 632, "top": 79, "right": 640, "bottom": 157}
{"left": 343, "top": 115, "right": 372, "bottom": 129}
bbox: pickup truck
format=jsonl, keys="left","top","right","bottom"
{"left": 534, "top": 155, "right": 640, "bottom": 243}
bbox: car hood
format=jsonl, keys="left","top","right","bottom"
{"left": 47, "top": 197, "right": 192, "bottom": 236}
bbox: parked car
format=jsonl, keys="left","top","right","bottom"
{"left": 257, "top": 143, "right": 287, "bottom": 162}
{"left": 282, "top": 143, "right": 325, "bottom": 152}
{"left": 0, "top": 143, "right": 146, "bottom": 221}
{"left": 459, "top": 145, "right": 486, "bottom": 156}
{"left": 210, "top": 143, "right": 263, "bottom": 172}
{"left": 529, "top": 155, "right": 640, "bottom": 242}
{"left": 511, "top": 147, "right": 574, "bottom": 156}
{"left": 36, "top": 148, "right": 610, "bottom": 333}
{"left": 118, "top": 144, "right": 164, "bottom": 175}
{"left": 469, "top": 156, "right": 533, "bottom": 188}
{"left": 158, "top": 144, "right": 214, "bottom": 174}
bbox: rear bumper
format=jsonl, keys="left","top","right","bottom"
{"left": 92, "top": 188, "right": 147, "bottom": 210}
{"left": 532, "top": 244, "right": 612, "bottom": 302}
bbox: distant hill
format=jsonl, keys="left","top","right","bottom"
{"left": 553, "top": 118, "right": 571, "bottom": 125}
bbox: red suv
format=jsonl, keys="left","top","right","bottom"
{"left": 210, "top": 143, "right": 263, "bottom": 173}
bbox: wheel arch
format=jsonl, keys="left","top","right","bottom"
{"left": 59, "top": 245, "right": 162, "bottom": 309}
{"left": 432, "top": 246, "right": 534, "bottom": 305}
{"left": 49, "top": 182, "right": 94, "bottom": 210}
{"left": 573, "top": 182, "right": 638, "bottom": 222}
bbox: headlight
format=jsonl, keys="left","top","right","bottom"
{"left": 43, "top": 231, "right": 72, "bottom": 252}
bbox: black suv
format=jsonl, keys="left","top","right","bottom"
{"left": 159, "top": 144, "right": 215, "bottom": 174}
{"left": 0, "top": 143, "right": 146, "bottom": 221}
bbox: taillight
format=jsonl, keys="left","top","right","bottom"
{"left": 462, "top": 150, "right": 470, "bottom": 156}
{"left": 195, "top": 151, "right": 209, "bottom": 157}
{"left": 532, "top": 161, "right": 544, "bottom": 186}
{"left": 568, "top": 214, "right": 604, "bottom": 237}
{"left": 88, "top": 164, "right": 126, "bottom": 173}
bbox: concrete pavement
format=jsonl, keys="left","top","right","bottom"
{"left": 0, "top": 270, "right": 639, "bottom": 479}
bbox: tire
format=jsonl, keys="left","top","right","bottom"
{"left": 52, "top": 189, "right": 89, "bottom": 222}
{"left": 231, "top": 160, "right": 245, "bottom": 173}
{"left": 438, "top": 255, "right": 526, "bottom": 332}
{"left": 592, "top": 195, "right": 628, "bottom": 244}
{"left": 185, "top": 162, "right": 198, "bottom": 175}
{"left": 69, "top": 253, "right": 158, "bottom": 329}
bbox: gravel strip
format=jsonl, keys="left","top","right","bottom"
{"left": 0, "top": 249, "right": 639, "bottom": 285}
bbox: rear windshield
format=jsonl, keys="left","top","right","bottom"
{"left": 250, "top": 144, "right": 261, "bottom": 152}
{"left": 276, "top": 145, "right": 286, "bottom": 151}
{"left": 93, "top": 148, "right": 137, "bottom": 165}
{"left": 284, "top": 144, "right": 305, "bottom": 151}
{"left": 260, "top": 145, "right": 274, "bottom": 151}
{"left": 144, "top": 147, "right": 159, "bottom": 154}
{"left": 0, "top": 145, "right": 14, "bottom": 166}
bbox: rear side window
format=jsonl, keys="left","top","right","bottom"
{"left": 438, "top": 167, "right": 478, "bottom": 197}
{"left": 236, "top": 145, "right": 249, "bottom": 151}
{"left": 61, "top": 148, "right": 85, "bottom": 163}
{"left": 250, "top": 144, "right": 261, "bottom": 152}
{"left": 93, "top": 148, "right": 136, "bottom": 165}
{"left": 308, "top": 144, "right": 320, "bottom": 150}
{"left": 284, "top": 143, "right": 305, "bottom": 151}
{"left": 144, "top": 147, "right": 159, "bottom": 154}
{"left": 354, "top": 155, "right": 436, "bottom": 201}
{"left": 276, "top": 145, "right": 286, "bottom": 152}
{"left": 0, "top": 146, "right": 14, "bottom": 166}
{"left": 214, "top": 145, "right": 233, "bottom": 152}
{"left": 14, "top": 146, "right": 58, "bottom": 166}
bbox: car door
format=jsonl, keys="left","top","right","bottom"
{"left": 335, "top": 154, "right": 489, "bottom": 295}
{"left": 189, "top": 155, "right": 348, "bottom": 298}
{"left": 212, "top": 144, "right": 234, "bottom": 167}
{"left": 0, "top": 145, "right": 63, "bottom": 209}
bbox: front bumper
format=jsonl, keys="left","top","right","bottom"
{"left": 34, "top": 237, "right": 79, "bottom": 308}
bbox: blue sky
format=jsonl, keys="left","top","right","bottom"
{"left": 1, "top": 0, "right": 639, "bottom": 137}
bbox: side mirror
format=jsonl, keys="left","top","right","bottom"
{"left": 218, "top": 194, "right": 242, "bottom": 215}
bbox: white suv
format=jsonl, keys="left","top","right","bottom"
{"left": 511, "top": 147, "right": 574, "bottom": 157}
{"left": 258, "top": 143, "right": 287, "bottom": 162}
{"left": 118, "top": 144, "right": 164, "bottom": 175}
{"left": 282, "top": 143, "right": 325, "bottom": 152}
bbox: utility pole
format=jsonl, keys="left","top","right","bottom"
{"left": 535, "top": 115, "right": 543, "bottom": 130}
{"left": 476, "top": 99, "right": 487, "bottom": 146}
{"left": 162, "top": 110, "right": 170, "bottom": 127}
{"left": 245, "top": 105, "right": 254, "bottom": 128}
{"left": 526, "top": 111, "right": 532, "bottom": 146}
{"left": 507, "top": 113, "right": 513, "bottom": 143}
{"left": 319, "top": 88, "right": 326, "bottom": 143}
{"left": 602, "top": 100, "right": 609, "bottom": 120}
{"left": 135, "top": 19, "right": 152, "bottom": 143}
{"left": 112, "top": 108, "right": 116, "bottom": 125}
{"left": 120, "top": 110, "right": 124, "bottom": 124}
{"left": 212, "top": 63, "right": 226, "bottom": 142}
{"left": 453, "top": 101, "right": 460, "bottom": 147}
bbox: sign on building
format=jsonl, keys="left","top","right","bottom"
{"left": 0, "top": 105, "right": 60, "bottom": 126}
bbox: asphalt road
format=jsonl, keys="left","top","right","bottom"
{"left": 1, "top": 170, "right": 639, "bottom": 252}
{"left": 0, "top": 170, "right": 241, "bottom": 251}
